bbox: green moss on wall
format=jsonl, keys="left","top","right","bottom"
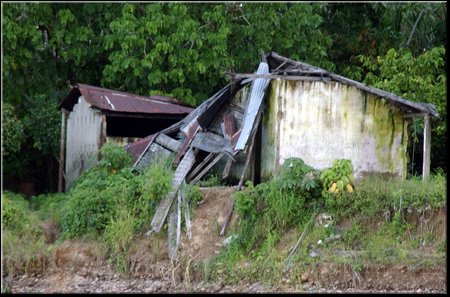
{"left": 365, "top": 94, "right": 408, "bottom": 177}
{"left": 261, "top": 79, "right": 280, "bottom": 181}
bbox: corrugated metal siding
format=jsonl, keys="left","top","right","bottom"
{"left": 261, "top": 79, "right": 408, "bottom": 180}
{"left": 65, "top": 96, "right": 103, "bottom": 189}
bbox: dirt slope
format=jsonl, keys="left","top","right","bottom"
{"left": 4, "top": 187, "right": 447, "bottom": 293}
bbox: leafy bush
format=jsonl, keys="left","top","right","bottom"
{"left": 2, "top": 191, "right": 29, "bottom": 232}
{"left": 197, "top": 173, "right": 224, "bottom": 187}
{"left": 2, "top": 104, "right": 25, "bottom": 157}
{"left": 29, "top": 193, "right": 67, "bottom": 224}
{"left": 233, "top": 158, "right": 322, "bottom": 253}
{"left": 98, "top": 143, "right": 133, "bottom": 171}
{"left": 326, "top": 173, "right": 446, "bottom": 222}
{"left": 2, "top": 191, "right": 48, "bottom": 276}
{"left": 61, "top": 144, "right": 174, "bottom": 239}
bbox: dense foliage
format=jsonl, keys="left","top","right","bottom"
{"left": 60, "top": 144, "right": 173, "bottom": 239}
{"left": 233, "top": 158, "right": 322, "bottom": 253}
{"left": 210, "top": 159, "right": 446, "bottom": 285}
{"left": 2, "top": 2, "right": 446, "bottom": 194}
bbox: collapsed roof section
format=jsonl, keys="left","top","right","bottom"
{"left": 127, "top": 52, "right": 439, "bottom": 260}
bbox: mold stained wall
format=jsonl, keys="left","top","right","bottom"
{"left": 65, "top": 96, "right": 103, "bottom": 189}
{"left": 261, "top": 79, "right": 409, "bottom": 180}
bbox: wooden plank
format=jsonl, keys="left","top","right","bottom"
{"left": 237, "top": 111, "right": 261, "bottom": 190}
{"left": 182, "top": 182, "right": 192, "bottom": 240}
{"left": 219, "top": 199, "right": 234, "bottom": 236}
{"left": 404, "top": 112, "right": 428, "bottom": 119}
{"left": 186, "top": 152, "right": 215, "bottom": 181}
{"left": 155, "top": 133, "right": 182, "bottom": 152}
{"left": 234, "top": 73, "right": 330, "bottom": 82}
{"left": 222, "top": 158, "right": 235, "bottom": 179}
{"left": 191, "top": 131, "right": 233, "bottom": 154}
{"left": 422, "top": 114, "right": 431, "bottom": 180}
{"left": 148, "top": 148, "right": 196, "bottom": 234}
{"left": 167, "top": 199, "right": 178, "bottom": 260}
{"left": 190, "top": 153, "right": 225, "bottom": 185}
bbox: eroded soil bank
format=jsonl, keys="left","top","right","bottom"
{"left": 3, "top": 187, "right": 447, "bottom": 293}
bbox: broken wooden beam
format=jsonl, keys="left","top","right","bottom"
{"left": 219, "top": 199, "right": 234, "bottom": 236}
{"left": 191, "top": 131, "right": 233, "bottom": 155}
{"left": 237, "top": 111, "right": 262, "bottom": 190}
{"left": 222, "top": 113, "right": 237, "bottom": 179}
{"left": 186, "top": 152, "right": 215, "bottom": 181}
{"left": 189, "top": 153, "right": 225, "bottom": 185}
{"left": 147, "top": 148, "right": 196, "bottom": 234}
{"left": 155, "top": 133, "right": 182, "bottom": 152}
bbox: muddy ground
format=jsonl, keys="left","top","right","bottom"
{"left": 4, "top": 187, "right": 447, "bottom": 293}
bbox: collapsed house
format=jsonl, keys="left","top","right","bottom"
{"left": 125, "top": 52, "right": 438, "bottom": 258}
{"left": 57, "top": 83, "right": 194, "bottom": 190}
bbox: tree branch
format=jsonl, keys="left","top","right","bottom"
{"left": 406, "top": 10, "right": 424, "bottom": 46}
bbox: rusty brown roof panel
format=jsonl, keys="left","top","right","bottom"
{"left": 59, "top": 83, "right": 194, "bottom": 115}
{"left": 125, "top": 133, "right": 157, "bottom": 164}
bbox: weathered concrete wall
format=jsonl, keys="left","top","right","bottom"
{"left": 65, "top": 96, "right": 103, "bottom": 189}
{"left": 261, "top": 79, "right": 409, "bottom": 180}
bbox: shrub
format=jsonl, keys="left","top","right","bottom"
{"left": 29, "top": 192, "right": 67, "bottom": 224}
{"left": 2, "top": 191, "right": 29, "bottom": 232}
{"left": 233, "top": 157, "right": 322, "bottom": 253}
{"left": 61, "top": 144, "right": 174, "bottom": 239}
{"left": 98, "top": 142, "right": 132, "bottom": 171}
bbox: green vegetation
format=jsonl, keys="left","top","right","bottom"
{"left": 2, "top": 153, "right": 446, "bottom": 286}
{"left": 197, "top": 173, "right": 225, "bottom": 187}
{"left": 2, "top": 144, "right": 176, "bottom": 274}
{"left": 2, "top": 2, "right": 446, "bottom": 194}
{"left": 203, "top": 157, "right": 446, "bottom": 286}
{"left": 2, "top": 192, "right": 49, "bottom": 276}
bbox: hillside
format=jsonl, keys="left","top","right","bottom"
{"left": 2, "top": 148, "right": 446, "bottom": 293}
{"left": 2, "top": 184, "right": 446, "bottom": 293}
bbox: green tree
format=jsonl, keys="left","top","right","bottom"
{"left": 359, "top": 47, "right": 446, "bottom": 173}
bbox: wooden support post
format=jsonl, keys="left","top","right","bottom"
{"left": 58, "top": 109, "right": 68, "bottom": 192}
{"left": 422, "top": 114, "right": 431, "bottom": 180}
{"left": 237, "top": 112, "right": 262, "bottom": 190}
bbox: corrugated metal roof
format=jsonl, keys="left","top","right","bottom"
{"left": 125, "top": 134, "right": 157, "bottom": 163}
{"left": 59, "top": 83, "right": 194, "bottom": 115}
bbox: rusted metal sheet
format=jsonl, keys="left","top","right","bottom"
{"left": 223, "top": 113, "right": 236, "bottom": 138}
{"left": 59, "top": 83, "right": 194, "bottom": 115}
{"left": 125, "top": 134, "right": 157, "bottom": 164}
{"left": 207, "top": 102, "right": 244, "bottom": 137}
{"left": 191, "top": 132, "right": 233, "bottom": 155}
{"left": 234, "top": 61, "right": 271, "bottom": 153}
{"left": 230, "top": 129, "right": 241, "bottom": 149}
{"left": 175, "top": 118, "right": 200, "bottom": 163}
